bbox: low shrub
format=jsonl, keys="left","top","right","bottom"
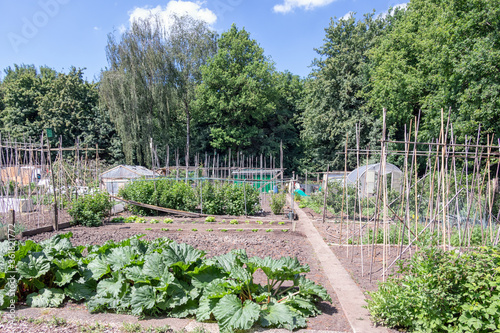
{"left": 68, "top": 191, "right": 112, "bottom": 227}
{"left": 367, "top": 247, "right": 500, "bottom": 332}
{"left": 205, "top": 216, "right": 216, "bottom": 223}
{"left": 270, "top": 192, "right": 287, "bottom": 215}
{"left": 119, "top": 179, "right": 197, "bottom": 215}
{"left": 199, "top": 181, "right": 260, "bottom": 215}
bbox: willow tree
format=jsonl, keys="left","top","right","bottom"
{"left": 100, "top": 15, "right": 216, "bottom": 166}
{"left": 169, "top": 15, "right": 217, "bottom": 167}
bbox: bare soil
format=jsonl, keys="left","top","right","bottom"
{"left": 302, "top": 207, "right": 414, "bottom": 293}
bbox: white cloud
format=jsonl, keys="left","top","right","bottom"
{"left": 340, "top": 11, "right": 353, "bottom": 21}
{"left": 379, "top": 2, "right": 408, "bottom": 18}
{"left": 273, "top": 0, "right": 336, "bottom": 14}
{"left": 128, "top": 1, "right": 217, "bottom": 31}
{"left": 93, "top": 26, "right": 101, "bottom": 31}
{"left": 118, "top": 24, "right": 127, "bottom": 34}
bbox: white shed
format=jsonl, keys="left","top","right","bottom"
{"left": 100, "top": 165, "right": 155, "bottom": 195}
{"left": 346, "top": 163, "right": 403, "bottom": 197}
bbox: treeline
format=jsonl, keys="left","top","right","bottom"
{"left": 1, "top": 0, "right": 498, "bottom": 173}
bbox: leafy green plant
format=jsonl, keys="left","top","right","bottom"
{"left": 125, "top": 216, "right": 138, "bottom": 223}
{"left": 163, "top": 218, "right": 174, "bottom": 224}
{"left": 150, "top": 219, "right": 160, "bottom": 224}
{"left": 135, "top": 217, "right": 146, "bottom": 224}
{"left": 198, "top": 181, "right": 260, "bottom": 215}
{"left": 270, "top": 193, "right": 287, "bottom": 215}
{"left": 176, "top": 228, "right": 183, "bottom": 231}
{"left": 256, "top": 221, "right": 263, "bottom": 225}
{"left": 119, "top": 179, "right": 197, "bottom": 215}
{"left": 236, "top": 229, "right": 243, "bottom": 232}
{"left": 68, "top": 191, "right": 112, "bottom": 227}
{"left": 161, "top": 228, "right": 169, "bottom": 231}
{"left": 0, "top": 233, "right": 331, "bottom": 332}
{"left": 221, "top": 229, "right": 228, "bottom": 232}
{"left": 206, "top": 229, "right": 213, "bottom": 232}
{"left": 269, "top": 221, "right": 274, "bottom": 225}
{"left": 145, "top": 228, "right": 152, "bottom": 231}
{"left": 192, "top": 228, "right": 198, "bottom": 232}
{"left": 266, "top": 229, "right": 273, "bottom": 232}
{"left": 278, "top": 221, "right": 285, "bottom": 225}
{"left": 282, "top": 229, "right": 289, "bottom": 233}
{"left": 110, "top": 217, "right": 125, "bottom": 223}
{"left": 367, "top": 247, "right": 500, "bottom": 332}
{"left": 205, "top": 216, "right": 216, "bottom": 223}
{"left": 251, "top": 229, "right": 258, "bottom": 232}
{"left": 229, "top": 219, "right": 239, "bottom": 225}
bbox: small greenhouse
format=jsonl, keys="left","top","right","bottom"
{"left": 346, "top": 163, "right": 403, "bottom": 198}
{"left": 100, "top": 165, "right": 155, "bottom": 195}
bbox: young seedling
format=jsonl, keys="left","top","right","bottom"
{"left": 206, "top": 228, "right": 213, "bottom": 232}
{"left": 252, "top": 229, "right": 258, "bottom": 232}
{"left": 221, "top": 229, "right": 228, "bottom": 232}
{"left": 192, "top": 228, "right": 198, "bottom": 231}
{"left": 229, "top": 219, "right": 239, "bottom": 225}
{"left": 145, "top": 227, "right": 152, "bottom": 231}
{"left": 150, "top": 219, "right": 160, "bottom": 224}
{"left": 278, "top": 221, "right": 285, "bottom": 225}
{"left": 266, "top": 229, "right": 273, "bottom": 232}
{"left": 163, "top": 218, "right": 174, "bottom": 224}
{"left": 161, "top": 228, "right": 169, "bottom": 231}
{"left": 205, "top": 216, "right": 216, "bottom": 222}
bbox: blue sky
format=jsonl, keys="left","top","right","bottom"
{"left": 0, "top": 0, "right": 406, "bottom": 82}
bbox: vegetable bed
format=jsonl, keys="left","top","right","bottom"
{"left": 14, "top": 223, "right": 352, "bottom": 332}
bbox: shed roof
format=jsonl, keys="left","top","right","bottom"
{"left": 100, "top": 165, "right": 155, "bottom": 179}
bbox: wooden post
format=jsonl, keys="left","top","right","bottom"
{"left": 46, "top": 136, "right": 58, "bottom": 231}
{"left": 322, "top": 164, "right": 330, "bottom": 224}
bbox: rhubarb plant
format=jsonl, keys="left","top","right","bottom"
{"left": 0, "top": 233, "right": 331, "bottom": 332}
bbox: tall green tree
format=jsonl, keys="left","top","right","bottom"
{"left": 368, "top": 0, "right": 500, "bottom": 142}
{"left": 100, "top": 16, "right": 177, "bottom": 166}
{"left": 168, "top": 15, "right": 217, "bottom": 166}
{"left": 0, "top": 65, "right": 122, "bottom": 162}
{"left": 301, "top": 13, "right": 392, "bottom": 170}
{"left": 100, "top": 15, "right": 217, "bottom": 167}
{"left": 195, "top": 24, "right": 277, "bottom": 155}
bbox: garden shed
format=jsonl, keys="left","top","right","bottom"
{"left": 100, "top": 165, "right": 155, "bottom": 195}
{"left": 346, "top": 163, "right": 403, "bottom": 198}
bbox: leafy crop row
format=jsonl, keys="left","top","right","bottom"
{"left": 119, "top": 179, "right": 260, "bottom": 216}
{"left": 0, "top": 234, "right": 330, "bottom": 332}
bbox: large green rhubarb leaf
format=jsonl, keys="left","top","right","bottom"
{"left": 297, "top": 276, "right": 332, "bottom": 302}
{"left": 143, "top": 252, "right": 167, "bottom": 279}
{"left": 17, "top": 252, "right": 50, "bottom": 279}
{"left": 196, "top": 296, "right": 219, "bottom": 321}
{"left": 163, "top": 242, "right": 205, "bottom": 271}
{"left": 130, "top": 285, "right": 157, "bottom": 316}
{"left": 26, "top": 288, "right": 65, "bottom": 307}
{"left": 97, "top": 272, "right": 126, "bottom": 297}
{"left": 54, "top": 268, "right": 78, "bottom": 287}
{"left": 64, "top": 281, "right": 96, "bottom": 301}
{"left": 213, "top": 294, "right": 260, "bottom": 332}
{"left": 188, "top": 265, "right": 225, "bottom": 289}
{"left": 87, "top": 255, "right": 110, "bottom": 279}
{"left": 259, "top": 302, "right": 306, "bottom": 330}
{"left": 106, "top": 246, "right": 136, "bottom": 271}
